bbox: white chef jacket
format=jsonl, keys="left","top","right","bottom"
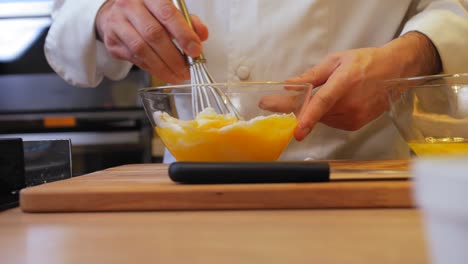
{"left": 45, "top": 0, "right": 468, "bottom": 162}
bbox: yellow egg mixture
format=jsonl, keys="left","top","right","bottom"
{"left": 154, "top": 108, "right": 297, "bottom": 161}
{"left": 408, "top": 137, "right": 468, "bottom": 156}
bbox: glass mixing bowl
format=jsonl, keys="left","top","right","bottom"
{"left": 387, "top": 73, "right": 468, "bottom": 156}
{"left": 139, "top": 82, "right": 312, "bottom": 161}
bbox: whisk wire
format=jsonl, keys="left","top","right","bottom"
{"left": 174, "top": 0, "right": 242, "bottom": 119}
{"left": 199, "top": 64, "right": 228, "bottom": 113}
{"left": 188, "top": 59, "right": 240, "bottom": 119}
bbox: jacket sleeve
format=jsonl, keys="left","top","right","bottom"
{"left": 44, "top": 0, "right": 133, "bottom": 88}
{"left": 401, "top": 0, "right": 468, "bottom": 74}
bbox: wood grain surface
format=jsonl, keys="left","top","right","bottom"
{"left": 20, "top": 160, "right": 413, "bottom": 212}
{"left": 0, "top": 208, "right": 427, "bottom": 264}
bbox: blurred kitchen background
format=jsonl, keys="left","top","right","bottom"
{"left": 0, "top": 0, "right": 165, "bottom": 176}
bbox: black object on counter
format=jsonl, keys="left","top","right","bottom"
{"left": 23, "top": 140, "right": 72, "bottom": 187}
{"left": 0, "top": 138, "right": 25, "bottom": 210}
{"left": 0, "top": 138, "right": 72, "bottom": 211}
{"left": 168, "top": 161, "right": 330, "bottom": 184}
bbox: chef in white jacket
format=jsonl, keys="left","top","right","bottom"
{"left": 45, "top": 0, "right": 468, "bottom": 162}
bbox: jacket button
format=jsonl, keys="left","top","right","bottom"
{"left": 236, "top": 65, "right": 250, "bottom": 80}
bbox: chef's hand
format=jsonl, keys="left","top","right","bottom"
{"left": 290, "top": 31, "right": 442, "bottom": 141}
{"left": 95, "top": 0, "right": 209, "bottom": 84}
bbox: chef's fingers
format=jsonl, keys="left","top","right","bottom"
{"left": 293, "top": 59, "right": 345, "bottom": 141}
{"left": 144, "top": 0, "right": 202, "bottom": 58}
{"left": 284, "top": 56, "right": 340, "bottom": 93}
{"left": 112, "top": 20, "right": 183, "bottom": 84}
{"left": 123, "top": 3, "right": 189, "bottom": 80}
{"left": 190, "top": 14, "right": 209, "bottom": 41}
{"left": 287, "top": 55, "right": 342, "bottom": 87}
{"left": 103, "top": 32, "right": 131, "bottom": 61}
{"left": 258, "top": 95, "right": 302, "bottom": 114}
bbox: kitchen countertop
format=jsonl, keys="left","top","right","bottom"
{"left": 0, "top": 208, "right": 428, "bottom": 263}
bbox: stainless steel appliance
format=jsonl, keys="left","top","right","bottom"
{"left": 0, "top": 0, "right": 153, "bottom": 176}
{"left": 0, "top": 138, "right": 72, "bottom": 210}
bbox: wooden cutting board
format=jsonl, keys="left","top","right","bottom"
{"left": 20, "top": 160, "right": 413, "bottom": 212}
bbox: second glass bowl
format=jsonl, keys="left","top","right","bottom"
{"left": 387, "top": 73, "right": 468, "bottom": 156}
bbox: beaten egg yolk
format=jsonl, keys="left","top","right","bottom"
{"left": 154, "top": 108, "right": 297, "bottom": 161}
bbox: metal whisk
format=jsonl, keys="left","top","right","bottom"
{"left": 173, "top": 0, "right": 242, "bottom": 119}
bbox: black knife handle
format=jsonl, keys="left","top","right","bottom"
{"left": 168, "top": 161, "right": 330, "bottom": 184}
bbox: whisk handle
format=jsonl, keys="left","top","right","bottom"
{"left": 173, "top": 0, "right": 194, "bottom": 29}
{"left": 173, "top": 0, "right": 206, "bottom": 63}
